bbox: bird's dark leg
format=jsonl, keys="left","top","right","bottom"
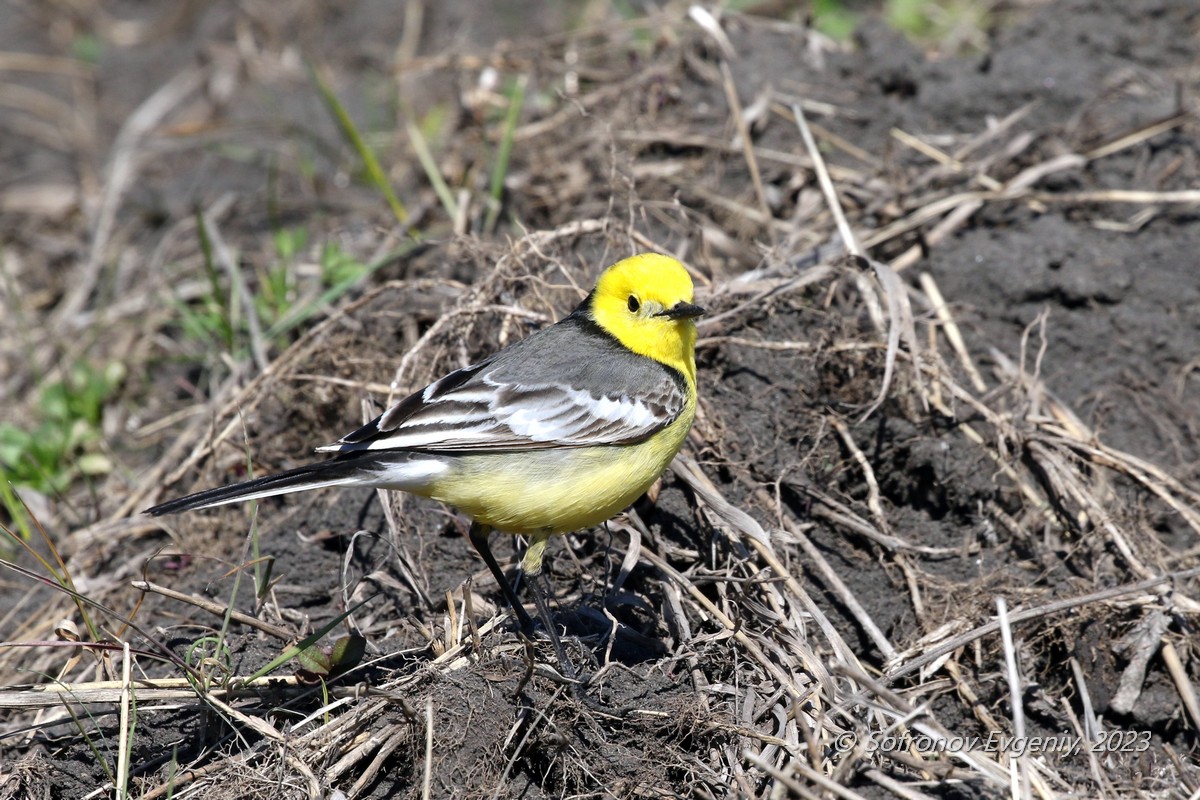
{"left": 469, "top": 524, "right": 579, "bottom": 681}
{"left": 522, "top": 531, "right": 578, "bottom": 682}
{"left": 468, "top": 521, "right": 536, "bottom": 633}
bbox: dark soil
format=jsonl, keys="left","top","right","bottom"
{"left": 2, "top": 1, "right": 1199, "bottom": 798}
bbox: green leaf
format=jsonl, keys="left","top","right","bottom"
{"left": 330, "top": 635, "right": 366, "bottom": 673}
{"left": 77, "top": 453, "right": 113, "bottom": 476}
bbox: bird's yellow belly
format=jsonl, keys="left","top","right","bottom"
{"left": 427, "top": 416, "right": 691, "bottom": 534}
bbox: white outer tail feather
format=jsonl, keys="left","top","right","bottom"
{"left": 146, "top": 453, "right": 449, "bottom": 516}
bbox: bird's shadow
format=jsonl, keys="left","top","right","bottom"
{"left": 532, "top": 499, "right": 701, "bottom": 669}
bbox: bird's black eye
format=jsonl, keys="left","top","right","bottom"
{"left": 627, "top": 295, "right": 640, "bottom": 313}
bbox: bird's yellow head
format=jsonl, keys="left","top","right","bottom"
{"left": 588, "top": 253, "right": 704, "bottom": 383}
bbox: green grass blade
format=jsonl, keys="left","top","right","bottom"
{"left": 242, "top": 596, "right": 372, "bottom": 683}
{"left": 406, "top": 120, "right": 459, "bottom": 222}
{"left": 0, "top": 480, "right": 33, "bottom": 541}
{"left": 264, "top": 241, "right": 422, "bottom": 339}
{"left": 484, "top": 74, "right": 527, "bottom": 233}
{"left": 310, "top": 63, "right": 409, "bottom": 225}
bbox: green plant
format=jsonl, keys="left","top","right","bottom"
{"left": 70, "top": 33, "right": 104, "bottom": 64}
{"left": 812, "top": 0, "right": 860, "bottom": 40}
{"left": 266, "top": 240, "right": 414, "bottom": 340}
{"left": 484, "top": 74, "right": 527, "bottom": 234}
{"left": 173, "top": 213, "right": 237, "bottom": 355}
{"left": 318, "top": 239, "right": 369, "bottom": 287}
{"left": 173, "top": 223, "right": 406, "bottom": 362}
{"left": 886, "top": 0, "right": 989, "bottom": 49}
{"left": 812, "top": 0, "right": 990, "bottom": 50}
{"left": 255, "top": 227, "right": 307, "bottom": 328}
{"left": 0, "top": 361, "right": 125, "bottom": 498}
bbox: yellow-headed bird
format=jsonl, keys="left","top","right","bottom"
{"left": 147, "top": 253, "right": 704, "bottom": 632}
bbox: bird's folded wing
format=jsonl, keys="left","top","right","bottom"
{"left": 318, "top": 346, "right": 687, "bottom": 454}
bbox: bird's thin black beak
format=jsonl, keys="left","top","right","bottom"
{"left": 657, "top": 301, "right": 706, "bottom": 320}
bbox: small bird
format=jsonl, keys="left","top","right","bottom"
{"left": 147, "top": 253, "right": 704, "bottom": 633}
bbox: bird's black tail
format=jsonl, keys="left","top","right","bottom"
{"left": 145, "top": 454, "right": 383, "bottom": 516}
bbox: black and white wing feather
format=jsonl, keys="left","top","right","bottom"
{"left": 317, "top": 316, "right": 688, "bottom": 455}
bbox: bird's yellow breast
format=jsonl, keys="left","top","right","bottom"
{"left": 425, "top": 402, "right": 695, "bottom": 534}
